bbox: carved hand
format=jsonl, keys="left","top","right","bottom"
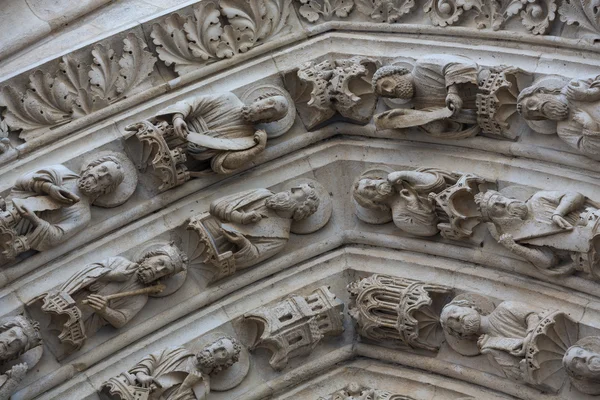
{"left": 242, "top": 211, "right": 266, "bottom": 224}
{"left": 221, "top": 228, "right": 250, "bottom": 247}
{"left": 13, "top": 203, "right": 42, "bottom": 226}
{"left": 446, "top": 93, "right": 463, "bottom": 114}
{"left": 551, "top": 214, "right": 573, "bottom": 230}
{"left": 173, "top": 114, "right": 189, "bottom": 139}
{"left": 6, "top": 363, "right": 28, "bottom": 381}
{"left": 565, "top": 80, "right": 595, "bottom": 101}
{"left": 86, "top": 294, "right": 108, "bottom": 312}
{"left": 47, "top": 184, "right": 80, "bottom": 205}
{"left": 253, "top": 129, "right": 268, "bottom": 146}
{"left": 498, "top": 233, "right": 516, "bottom": 249}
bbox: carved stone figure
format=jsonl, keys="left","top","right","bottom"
{"left": 317, "top": 383, "right": 415, "bottom": 400}
{"left": 517, "top": 75, "right": 600, "bottom": 160}
{"left": 244, "top": 286, "right": 344, "bottom": 370}
{"left": 564, "top": 336, "right": 600, "bottom": 395}
{"left": 348, "top": 274, "right": 452, "bottom": 351}
{"left": 0, "top": 316, "right": 43, "bottom": 400}
{"left": 127, "top": 87, "right": 294, "bottom": 191}
{"left": 284, "top": 56, "right": 379, "bottom": 130}
{"left": 0, "top": 152, "right": 137, "bottom": 263}
{"left": 101, "top": 335, "right": 246, "bottom": 400}
{"left": 373, "top": 56, "right": 528, "bottom": 140}
{"left": 187, "top": 180, "right": 331, "bottom": 280}
{"left": 475, "top": 189, "right": 600, "bottom": 278}
{"left": 352, "top": 167, "right": 486, "bottom": 240}
{"left": 441, "top": 294, "right": 577, "bottom": 391}
{"left": 30, "top": 243, "right": 188, "bottom": 355}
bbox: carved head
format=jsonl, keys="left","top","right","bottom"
{"left": 242, "top": 93, "right": 289, "bottom": 124}
{"left": 0, "top": 316, "right": 42, "bottom": 363}
{"left": 136, "top": 243, "right": 189, "bottom": 284}
{"left": 352, "top": 177, "right": 394, "bottom": 213}
{"left": 371, "top": 65, "right": 414, "bottom": 99}
{"left": 475, "top": 191, "right": 528, "bottom": 223}
{"left": 196, "top": 336, "right": 242, "bottom": 375}
{"left": 564, "top": 337, "right": 600, "bottom": 394}
{"left": 78, "top": 156, "right": 125, "bottom": 197}
{"left": 440, "top": 300, "right": 482, "bottom": 340}
{"left": 266, "top": 183, "right": 320, "bottom": 221}
{"left": 517, "top": 85, "right": 569, "bottom": 121}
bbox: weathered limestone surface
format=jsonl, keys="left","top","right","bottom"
{"left": 3, "top": 1, "right": 600, "bottom": 399}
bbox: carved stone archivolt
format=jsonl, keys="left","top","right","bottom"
{"left": 126, "top": 86, "right": 295, "bottom": 190}
{"left": 244, "top": 286, "right": 344, "bottom": 370}
{"left": 0, "top": 151, "right": 137, "bottom": 264}
{"left": 317, "top": 383, "right": 415, "bottom": 400}
{"left": 348, "top": 274, "right": 452, "bottom": 351}
{"left": 0, "top": 315, "right": 43, "bottom": 400}
{"left": 101, "top": 333, "right": 249, "bottom": 400}
{"left": 186, "top": 179, "right": 332, "bottom": 280}
{"left": 352, "top": 166, "right": 487, "bottom": 240}
{"left": 28, "top": 242, "right": 188, "bottom": 357}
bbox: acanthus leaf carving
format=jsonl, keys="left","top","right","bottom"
{"left": 115, "top": 33, "right": 157, "bottom": 99}
{"left": 89, "top": 44, "right": 121, "bottom": 102}
{"left": 558, "top": 0, "right": 600, "bottom": 40}
{"left": 184, "top": 2, "right": 226, "bottom": 60}
{"left": 0, "top": 115, "right": 10, "bottom": 154}
{"left": 297, "top": 0, "right": 355, "bottom": 22}
{"left": 355, "top": 0, "right": 414, "bottom": 23}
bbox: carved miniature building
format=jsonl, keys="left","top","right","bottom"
{"left": 1, "top": 1, "right": 600, "bottom": 399}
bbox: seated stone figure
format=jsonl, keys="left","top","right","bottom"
{"left": 31, "top": 243, "right": 188, "bottom": 354}
{"left": 127, "top": 90, "right": 291, "bottom": 191}
{"left": 517, "top": 75, "right": 600, "bottom": 160}
{"left": 352, "top": 167, "right": 485, "bottom": 239}
{"left": 564, "top": 337, "right": 600, "bottom": 395}
{"left": 0, "top": 316, "right": 43, "bottom": 400}
{"left": 188, "top": 184, "right": 321, "bottom": 280}
{"left": 475, "top": 189, "right": 600, "bottom": 279}
{"left": 101, "top": 336, "right": 243, "bottom": 400}
{"left": 0, "top": 153, "right": 135, "bottom": 263}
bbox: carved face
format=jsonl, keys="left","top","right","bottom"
{"left": 353, "top": 178, "right": 394, "bottom": 209}
{"left": 243, "top": 95, "right": 289, "bottom": 124}
{"left": 197, "top": 337, "right": 240, "bottom": 374}
{"left": 0, "top": 326, "right": 28, "bottom": 362}
{"left": 487, "top": 195, "right": 528, "bottom": 220}
{"left": 78, "top": 160, "right": 122, "bottom": 196}
{"left": 440, "top": 305, "right": 481, "bottom": 339}
{"left": 518, "top": 93, "right": 569, "bottom": 121}
{"left": 137, "top": 254, "right": 178, "bottom": 284}
{"left": 374, "top": 73, "right": 414, "bottom": 99}
{"left": 564, "top": 346, "right": 600, "bottom": 381}
{"left": 266, "top": 185, "right": 319, "bottom": 221}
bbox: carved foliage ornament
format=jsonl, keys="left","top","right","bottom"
{"left": 151, "top": 0, "right": 292, "bottom": 76}
{"left": 317, "top": 383, "right": 415, "bottom": 400}
{"left": 0, "top": 34, "right": 156, "bottom": 142}
{"left": 558, "top": 0, "right": 600, "bottom": 40}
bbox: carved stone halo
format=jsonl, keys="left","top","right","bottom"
{"left": 193, "top": 331, "right": 250, "bottom": 391}
{"left": 352, "top": 166, "right": 394, "bottom": 225}
{"left": 284, "top": 178, "right": 333, "bottom": 235}
{"left": 81, "top": 150, "right": 138, "bottom": 208}
{"left": 133, "top": 241, "right": 187, "bottom": 297}
{"left": 443, "top": 293, "right": 495, "bottom": 357}
{"left": 241, "top": 84, "right": 297, "bottom": 138}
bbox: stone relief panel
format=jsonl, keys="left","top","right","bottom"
{"left": 440, "top": 293, "right": 578, "bottom": 393}
{"left": 352, "top": 166, "right": 488, "bottom": 240}
{"left": 244, "top": 285, "right": 344, "bottom": 370}
{"left": 348, "top": 274, "right": 453, "bottom": 351}
{"left": 0, "top": 151, "right": 137, "bottom": 265}
{"left": 100, "top": 333, "right": 249, "bottom": 400}
{"left": 317, "top": 383, "right": 415, "bottom": 400}
{"left": 476, "top": 188, "right": 600, "bottom": 279}
{"left": 0, "top": 315, "right": 43, "bottom": 400}
{"left": 27, "top": 242, "right": 188, "bottom": 359}
{"left": 185, "top": 179, "right": 332, "bottom": 280}
{"left": 126, "top": 85, "right": 296, "bottom": 190}
{"left": 283, "top": 56, "right": 379, "bottom": 130}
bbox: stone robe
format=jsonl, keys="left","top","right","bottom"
{"left": 210, "top": 189, "right": 290, "bottom": 269}
{"left": 8, "top": 165, "right": 88, "bottom": 252}
{"left": 155, "top": 93, "right": 255, "bottom": 173}
{"left": 55, "top": 257, "right": 147, "bottom": 337}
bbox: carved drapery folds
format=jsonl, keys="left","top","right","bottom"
{"left": 284, "top": 56, "right": 379, "bottom": 130}
{"left": 151, "top": 0, "right": 292, "bottom": 76}
{"left": 0, "top": 34, "right": 156, "bottom": 142}
{"left": 0, "top": 152, "right": 137, "bottom": 264}
{"left": 101, "top": 334, "right": 249, "bottom": 399}
{"left": 440, "top": 294, "right": 578, "bottom": 392}
{"left": 317, "top": 383, "right": 415, "bottom": 400}
{"left": 186, "top": 179, "right": 332, "bottom": 280}
{"left": 348, "top": 274, "right": 452, "bottom": 351}
{"left": 244, "top": 286, "right": 344, "bottom": 370}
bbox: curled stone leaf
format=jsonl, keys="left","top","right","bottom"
{"left": 89, "top": 44, "right": 121, "bottom": 102}
{"left": 115, "top": 33, "right": 157, "bottom": 98}
{"left": 558, "top": 0, "right": 600, "bottom": 39}
{"left": 185, "top": 2, "right": 222, "bottom": 61}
